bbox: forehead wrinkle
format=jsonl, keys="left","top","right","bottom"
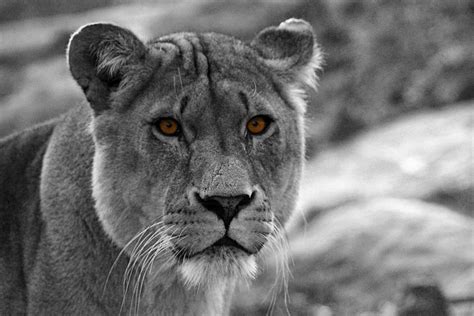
{"left": 207, "top": 86, "right": 250, "bottom": 155}
{"left": 209, "top": 57, "right": 290, "bottom": 115}
{"left": 239, "top": 87, "right": 277, "bottom": 118}
{"left": 238, "top": 91, "right": 250, "bottom": 114}
{"left": 179, "top": 95, "right": 190, "bottom": 115}
{"left": 180, "top": 82, "right": 209, "bottom": 117}
{"left": 146, "top": 78, "right": 209, "bottom": 119}
{"left": 214, "top": 81, "right": 251, "bottom": 116}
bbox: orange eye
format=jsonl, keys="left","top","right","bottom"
{"left": 246, "top": 115, "right": 271, "bottom": 135}
{"left": 157, "top": 118, "right": 180, "bottom": 136}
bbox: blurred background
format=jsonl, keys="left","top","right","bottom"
{"left": 0, "top": 0, "right": 472, "bottom": 314}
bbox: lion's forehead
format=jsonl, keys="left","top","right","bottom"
{"left": 147, "top": 32, "right": 273, "bottom": 92}
{"left": 132, "top": 33, "right": 287, "bottom": 133}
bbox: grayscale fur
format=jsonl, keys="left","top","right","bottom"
{"left": 0, "top": 19, "right": 322, "bottom": 315}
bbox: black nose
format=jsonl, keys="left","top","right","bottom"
{"left": 196, "top": 193, "right": 254, "bottom": 228}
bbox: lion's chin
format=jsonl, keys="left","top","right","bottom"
{"left": 178, "top": 246, "right": 257, "bottom": 289}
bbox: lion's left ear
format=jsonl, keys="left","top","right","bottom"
{"left": 251, "top": 18, "right": 322, "bottom": 90}
{"left": 67, "top": 23, "right": 150, "bottom": 113}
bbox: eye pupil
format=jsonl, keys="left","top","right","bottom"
{"left": 157, "top": 118, "right": 180, "bottom": 136}
{"left": 247, "top": 115, "right": 271, "bottom": 135}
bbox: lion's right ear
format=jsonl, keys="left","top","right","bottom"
{"left": 67, "top": 23, "right": 148, "bottom": 113}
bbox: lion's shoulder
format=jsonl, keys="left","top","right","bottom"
{"left": 0, "top": 119, "right": 58, "bottom": 186}
{"left": 0, "top": 119, "right": 57, "bottom": 259}
{"left": 0, "top": 118, "right": 59, "bottom": 229}
{"left": 0, "top": 119, "right": 59, "bottom": 313}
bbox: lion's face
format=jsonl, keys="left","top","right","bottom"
{"left": 68, "top": 20, "right": 321, "bottom": 287}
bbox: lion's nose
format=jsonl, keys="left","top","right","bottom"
{"left": 196, "top": 193, "right": 255, "bottom": 228}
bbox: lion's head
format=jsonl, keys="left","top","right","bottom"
{"left": 67, "top": 19, "right": 321, "bottom": 290}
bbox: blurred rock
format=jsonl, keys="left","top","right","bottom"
{"left": 0, "top": 0, "right": 114, "bottom": 22}
{"left": 233, "top": 198, "right": 473, "bottom": 315}
{"left": 305, "top": 0, "right": 474, "bottom": 145}
{"left": 0, "top": 58, "right": 82, "bottom": 137}
{"left": 295, "top": 102, "right": 473, "bottom": 227}
{"left": 0, "top": 1, "right": 306, "bottom": 63}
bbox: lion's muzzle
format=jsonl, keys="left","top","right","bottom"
{"left": 164, "top": 186, "right": 273, "bottom": 258}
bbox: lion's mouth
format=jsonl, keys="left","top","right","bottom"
{"left": 212, "top": 236, "right": 251, "bottom": 254}
{"left": 175, "top": 235, "right": 251, "bottom": 261}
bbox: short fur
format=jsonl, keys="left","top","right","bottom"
{"left": 0, "top": 19, "right": 322, "bottom": 315}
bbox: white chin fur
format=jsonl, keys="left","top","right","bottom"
{"left": 178, "top": 248, "right": 257, "bottom": 289}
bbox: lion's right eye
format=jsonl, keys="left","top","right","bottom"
{"left": 155, "top": 118, "right": 181, "bottom": 137}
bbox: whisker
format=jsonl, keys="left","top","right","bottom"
{"left": 118, "top": 223, "right": 171, "bottom": 315}
{"left": 123, "top": 230, "right": 154, "bottom": 315}
{"left": 133, "top": 228, "right": 177, "bottom": 314}
{"left": 260, "top": 218, "right": 290, "bottom": 316}
{"left": 177, "top": 67, "right": 184, "bottom": 93}
{"left": 129, "top": 225, "right": 173, "bottom": 315}
{"left": 103, "top": 222, "right": 160, "bottom": 297}
{"left": 125, "top": 223, "right": 185, "bottom": 316}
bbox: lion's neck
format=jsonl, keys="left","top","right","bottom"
{"left": 142, "top": 276, "right": 236, "bottom": 315}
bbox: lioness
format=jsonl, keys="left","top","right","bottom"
{"left": 0, "top": 19, "right": 322, "bottom": 315}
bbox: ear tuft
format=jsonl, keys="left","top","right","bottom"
{"left": 278, "top": 18, "right": 313, "bottom": 34}
{"left": 251, "top": 18, "right": 323, "bottom": 90}
{"left": 67, "top": 23, "right": 147, "bottom": 112}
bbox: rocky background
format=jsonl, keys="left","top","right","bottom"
{"left": 0, "top": 0, "right": 472, "bottom": 315}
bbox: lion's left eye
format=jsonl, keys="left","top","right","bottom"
{"left": 246, "top": 115, "right": 272, "bottom": 136}
{"left": 155, "top": 118, "right": 180, "bottom": 136}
